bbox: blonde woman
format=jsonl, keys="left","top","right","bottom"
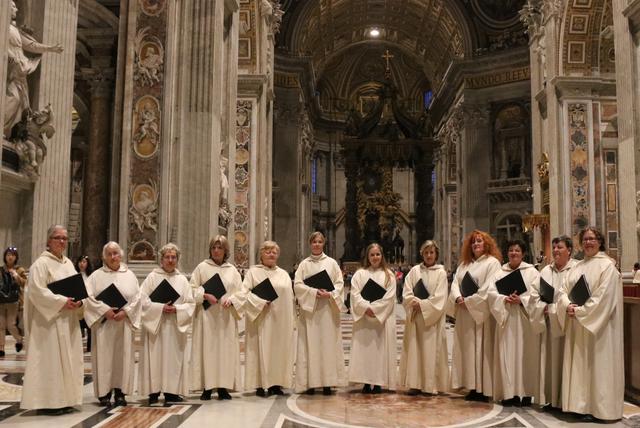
{"left": 243, "top": 241, "right": 295, "bottom": 396}
{"left": 348, "top": 243, "right": 397, "bottom": 394}
{"left": 294, "top": 231, "right": 346, "bottom": 395}
{"left": 399, "top": 240, "right": 449, "bottom": 395}
{"left": 139, "top": 243, "right": 195, "bottom": 405}
{"left": 190, "top": 235, "right": 244, "bottom": 400}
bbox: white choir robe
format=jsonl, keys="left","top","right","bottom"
{"left": 399, "top": 263, "right": 449, "bottom": 393}
{"left": 190, "top": 259, "right": 244, "bottom": 392}
{"left": 448, "top": 255, "right": 501, "bottom": 396}
{"left": 139, "top": 268, "right": 195, "bottom": 396}
{"left": 348, "top": 268, "right": 397, "bottom": 389}
{"left": 293, "top": 253, "right": 347, "bottom": 392}
{"left": 243, "top": 265, "right": 296, "bottom": 390}
{"left": 20, "top": 251, "right": 84, "bottom": 410}
{"left": 556, "top": 252, "right": 624, "bottom": 421}
{"left": 525, "top": 259, "right": 577, "bottom": 407}
{"left": 84, "top": 264, "right": 142, "bottom": 398}
{"left": 488, "top": 262, "right": 540, "bottom": 401}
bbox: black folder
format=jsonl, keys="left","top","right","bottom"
{"left": 413, "top": 278, "right": 430, "bottom": 300}
{"left": 361, "top": 278, "right": 387, "bottom": 303}
{"left": 251, "top": 278, "right": 278, "bottom": 302}
{"left": 460, "top": 272, "right": 479, "bottom": 298}
{"left": 148, "top": 279, "right": 180, "bottom": 304}
{"left": 303, "top": 270, "right": 335, "bottom": 292}
{"left": 95, "top": 283, "right": 128, "bottom": 310}
{"left": 569, "top": 274, "right": 591, "bottom": 306}
{"left": 495, "top": 269, "right": 528, "bottom": 296}
{"left": 539, "top": 277, "right": 555, "bottom": 304}
{"left": 48, "top": 273, "right": 89, "bottom": 301}
{"left": 202, "top": 273, "right": 227, "bottom": 310}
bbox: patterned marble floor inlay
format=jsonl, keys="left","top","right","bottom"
{"left": 289, "top": 392, "right": 500, "bottom": 428}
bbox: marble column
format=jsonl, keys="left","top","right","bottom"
{"left": 171, "top": 0, "right": 225, "bottom": 271}
{"left": 0, "top": 0, "right": 10, "bottom": 191}
{"left": 614, "top": 0, "right": 640, "bottom": 269}
{"left": 459, "top": 104, "right": 491, "bottom": 233}
{"left": 30, "top": 1, "right": 79, "bottom": 260}
{"left": 81, "top": 69, "right": 114, "bottom": 264}
{"left": 343, "top": 150, "right": 360, "bottom": 261}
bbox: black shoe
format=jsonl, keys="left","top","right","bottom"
{"left": 521, "top": 396, "right": 532, "bottom": 407}
{"left": 501, "top": 397, "right": 518, "bottom": 407}
{"left": 407, "top": 388, "right": 421, "bottom": 396}
{"left": 164, "top": 393, "right": 184, "bottom": 403}
{"left": 98, "top": 395, "right": 111, "bottom": 407}
{"left": 256, "top": 388, "right": 266, "bottom": 397}
{"left": 217, "top": 388, "right": 232, "bottom": 400}
{"left": 322, "top": 387, "right": 332, "bottom": 396}
{"left": 464, "top": 390, "right": 478, "bottom": 401}
{"left": 304, "top": 388, "right": 315, "bottom": 395}
{"left": 36, "top": 407, "right": 74, "bottom": 416}
{"left": 579, "top": 414, "right": 600, "bottom": 423}
{"left": 362, "top": 384, "right": 372, "bottom": 394}
{"left": 268, "top": 385, "right": 284, "bottom": 395}
{"left": 148, "top": 393, "right": 160, "bottom": 405}
{"left": 200, "top": 389, "right": 213, "bottom": 401}
{"left": 114, "top": 395, "right": 127, "bottom": 406}
{"left": 15, "top": 342, "right": 22, "bottom": 353}
{"left": 371, "top": 385, "right": 382, "bottom": 394}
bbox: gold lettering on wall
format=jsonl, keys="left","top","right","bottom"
{"left": 464, "top": 66, "right": 530, "bottom": 89}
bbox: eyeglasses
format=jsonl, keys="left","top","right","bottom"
{"left": 582, "top": 237, "right": 598, "bottom": 242}
{"left": 50, "top": 236, "right": 68, "bottom": 242}
{"left": 6, "top": 247, "right": 17, "bottom": 251}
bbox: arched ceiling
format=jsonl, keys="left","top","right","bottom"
{"left": 282, "top": 0, "right": 471, "bottom": 88}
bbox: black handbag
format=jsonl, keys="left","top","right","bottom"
{"left": 0, "top": 268, "right": 19, "bottom": 304}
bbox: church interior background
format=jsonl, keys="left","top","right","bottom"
{"left": 1, "top": 0, "right": 640, "bottom": 427}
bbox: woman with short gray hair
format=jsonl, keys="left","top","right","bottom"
{"left": 84, "top": 241, "right": 142, "bottom": 407}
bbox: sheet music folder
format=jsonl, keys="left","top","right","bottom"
{"left": 361, "top": 278, "right": 386, "bottom": 303}
{"left": 148, "top": 279, "right": 180, "bottom": 304}
{"left": 539, "top": 277, "right": 555, "bottom": 304}
{"left": 48, "top": 273, "right": 89, "bottom": 301}
{"left": 251, "top": 278, "right": 278, "bottom": 302}
{"left": 202, "top": 274, "right": 227, "bottom": 309}
{"left": 303, "top": 270, "right": 335, "bottom": 292}
{"left": 495, "top": 269, "right": 528, "bottom": 296}
{"left": 460, "top": 272, "right": 479, "bottom": 298}
{"left": 413, "top": 278, "right": 429, "bottom": 300}
{"left": 569, "top": 274, "right": 591, "bottom": 306}
{"left": 95, "top": 283, "right": 127, "bottom": 310}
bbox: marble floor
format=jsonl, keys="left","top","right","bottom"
{"left": 0, "top": 305, "right": 637, "bottom": 428}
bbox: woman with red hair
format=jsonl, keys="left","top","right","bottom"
{"left": 448, "top": 230, "right": 502, "bottom": 401}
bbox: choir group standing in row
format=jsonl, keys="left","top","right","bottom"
{"left": 18, "top": 224, "right": 624, "bottom": 423}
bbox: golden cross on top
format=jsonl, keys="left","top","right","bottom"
{"left": 382, "top": 49, "right": 394, "bottom": 71}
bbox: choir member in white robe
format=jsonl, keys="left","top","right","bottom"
{"left": 20, "top": 225, "right": 84, "bottom": 415}
{"left": 399, "top": 240, "right": 449, "bottom": 395}
{"left": 348, "top": 243, "right": 397, "bottom": 394}
{"left": 448, "top": 230, "right": 502, "bottom": 401}
{"left": 525, "top": 235, "right": 576, "bottom": 410}
{"left": 294, "top": 231, "right": 346, "bottom": 395}
{"left": 190, "top": 235, "right": 244, "bottom": 400}
{"left": 488, "top": 240, "right": 540, "bottom": 406}
{"left": 243, "top": 241, "right": 296, "bottom": 396}
{"left": 84, "top": 242, "right": 141, "bottom": 407}
{"left": 139, "top": 243, "right": 195, "bottom": 404}
{"left": 557, "top": 227, "right": 624, "bottom": 422}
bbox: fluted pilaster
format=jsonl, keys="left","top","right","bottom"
{"left": 174, "top": 0, "right": 225, "bottom": 271}
{"left": 31, "top": 0, "right": 79, "bottom": 259}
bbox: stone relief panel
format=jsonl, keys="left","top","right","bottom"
{"left": 133, "top": 95, "right": 161, "bottom": 159}
{"left": 234, "top": 100, "right": 252, "bottom": 268}
{"left": 568, "top": 103, "right": 590, "bottom": 249}
{"left": 134, "top": 27, "right": 164, "bottom": 87}
{"left": 127, "top": 0, "right": 168, "bottom": 261}
{"left": 129, "top": 179, "right": 159, "bottom": 232}
{"left": 139, "top": 0, "right": 166, "bottom": 16}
